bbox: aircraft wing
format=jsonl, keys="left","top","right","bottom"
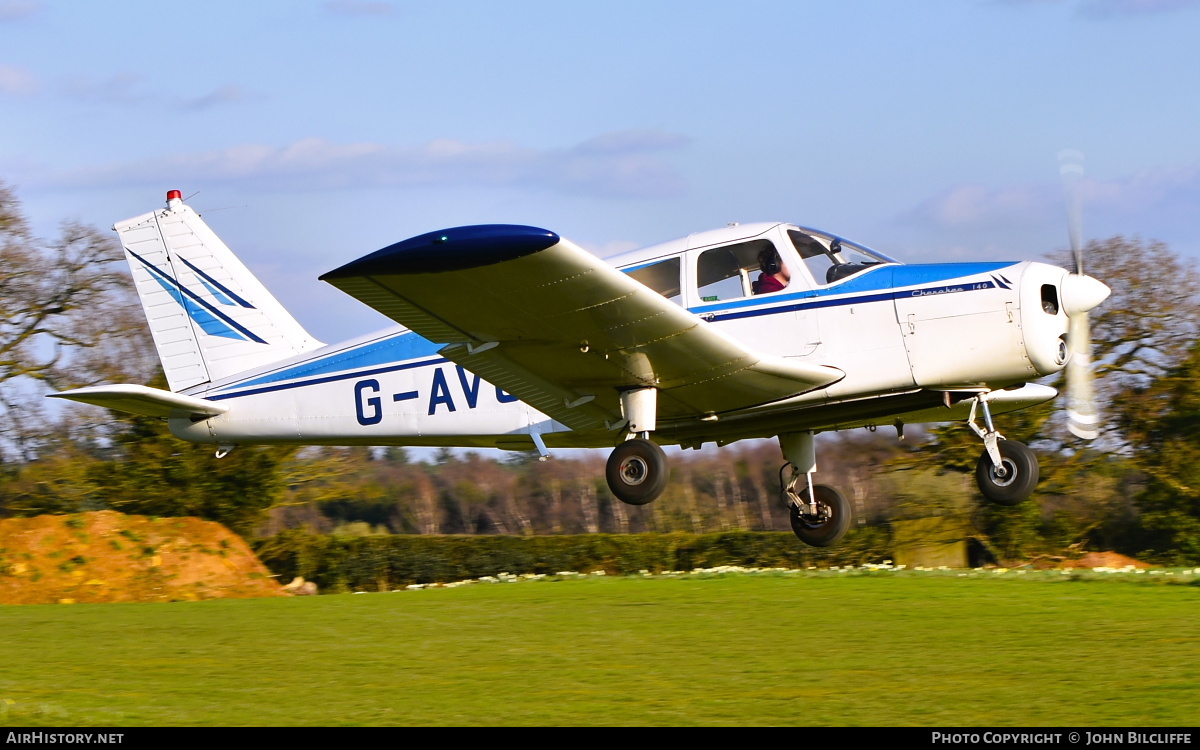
{"left": 320, "top": 225, "right": 843, "bottom": 431}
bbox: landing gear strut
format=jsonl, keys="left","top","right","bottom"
{"left": 778, "top": 431, "right": 852, "bottom": 547}
{"left": 967, "top": 393, "right": 1039, "bottom": 505}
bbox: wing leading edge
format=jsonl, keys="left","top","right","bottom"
{"left": 320, "top": 225, "right": 843, "bottom": 431}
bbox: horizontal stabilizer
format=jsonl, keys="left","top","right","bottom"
{"left": 48, "top": 384, "right": 229, "bottom": 420}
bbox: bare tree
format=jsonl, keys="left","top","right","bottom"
{"left": 0, "top": 182, "right": 152, "bottom": 461}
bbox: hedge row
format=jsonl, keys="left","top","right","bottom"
{"left": 252, "top": 527, "right": 894, "bottom": 593}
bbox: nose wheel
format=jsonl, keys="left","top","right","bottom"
{"left": 975, "top": 439, "right": 1038, "bottom": 506}
{"left": 787, "top": 483, "right": 851, "bottom": 547}
{"left": 966, "top": 393, "right": 1040, "bottom": 505}
{"left": 776, "top": 432, "right": 853, "bottom": 547}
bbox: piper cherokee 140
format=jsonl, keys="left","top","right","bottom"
{"left": 51, "top": 191, "right": 1110, "bottom": 546}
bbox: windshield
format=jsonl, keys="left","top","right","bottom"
{"left": 788, "top": 226, "right": 897, "bottom": 285}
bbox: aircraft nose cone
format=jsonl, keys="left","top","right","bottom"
{"left": 1061, "top": 273, "right": 1110, "bottom": 316}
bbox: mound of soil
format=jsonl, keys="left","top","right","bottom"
{"left": 1059, "top": 551, "right": 1153, "bottom": 569}
{"left": 0, "top": 511, "right": 286, "bottom": 605}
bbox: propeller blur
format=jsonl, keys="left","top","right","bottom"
{"left": 1059, "top": 150, "right": 1107, "bottom": 440}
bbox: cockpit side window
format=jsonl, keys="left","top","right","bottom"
{"left": 626, "top": 257, "right": 683, "bottom": 305}
{"left": 696, "top": 239, "right": 782, "bottom": 302}
{"left": 788, "top": 229, "right": 886, "bottom": 286}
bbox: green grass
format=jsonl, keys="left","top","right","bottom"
{"left": 1, "top": 572, "right": 1197, "bottom": 726}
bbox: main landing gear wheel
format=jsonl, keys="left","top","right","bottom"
{"left": 789, "top": 484, "right": 851, "bottom": 548}
{"left": 975, "top": 440, "right": 1039, "bottom": 506}
{"left": 606, "top": 438, "right": 669, "bottom": 506}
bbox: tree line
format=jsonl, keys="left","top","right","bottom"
{"left": 2, "top": 181, "right": 1199, "bottom": 564}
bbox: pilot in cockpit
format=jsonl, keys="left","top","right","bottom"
{"left": 752, "top": 246, "right": 790, "bottom": 294}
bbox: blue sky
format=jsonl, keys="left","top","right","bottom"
{"left": 3, "top": 0, "right": 1199, "bottom": 342}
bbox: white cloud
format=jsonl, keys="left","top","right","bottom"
{"left": 900, "top": 181, "right": 1059, "bottom": 230}
{"left": 323, "top": 0, "right": 396, "bottom": 17}
{"left": 904, "top": 161, "right": 1200, "bottom": 232}
{"left": 60, "top": 74, "right": 260, "bottom": 111}
{"left": 986, "top": 0, "right": 1200, "bottom": 14}
{"left": 180, "top": 84, "right": 264, "bottom": 111}
{"left": 585, "top": 239, "right": 642, "bottom": 259}
{"left": 1089, "top": 161, "right": 1200, "bottom": 217}
{"left": 1079, "top": 0, "right": 1200, "bottom": 16}
{"left": 0, "top": 0, "right": 39, "bottom": 22}
{"left": 32, "top": 130, "right": 691, "bottom": 199}
{"left": 572, "top": 129, "right": 690, "bottom": 155}
{"left": 62, "top": 73, "right": 153, "bottom": 106}
{"left": 0, "top": 64, "right": 36, "bottom": 95}
{"left": 894, "top": 160, "right": 1200, "bottom": 259}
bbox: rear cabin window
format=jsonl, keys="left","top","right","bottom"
{"left": 626, "top": 257, "right": 682, "bottom": 305}
{"left": 696, "top": 239, "right": 780, "bottom": 302}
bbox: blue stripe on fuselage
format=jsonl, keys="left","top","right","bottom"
{"left": 690, "top": 262, "right": 1016, "bottom": 320}
{"left": 206, "top": 356, "right": 449, "bottom": 401}
{"left": 208, "top": 331, "right": 445, "bottom": 398}
{"left": 205, "top": 262, "right": 1019, "bottom": 400}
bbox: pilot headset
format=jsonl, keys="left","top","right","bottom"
{"left": 763, "top": 251, "right": 781, "bottom": 275}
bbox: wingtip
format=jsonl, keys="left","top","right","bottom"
{"left": 321, "top": 224, "right": 560, "bottom": 280}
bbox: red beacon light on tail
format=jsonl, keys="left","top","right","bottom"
{"left": 166, "top": 189, "right": 183, "bottom": 207}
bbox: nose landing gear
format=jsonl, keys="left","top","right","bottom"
{"left": 778, "top": 431, "right": 852, "bottom": 547}
{"left": 967, "top": 393, "right": 1039, "bottom": 505}
{"left": 785, "top": 479, "right": 852, "bottom": 547}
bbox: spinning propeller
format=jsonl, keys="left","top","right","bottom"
{"left": 1058, "top": 151, "right": 1110, "bottom": 440}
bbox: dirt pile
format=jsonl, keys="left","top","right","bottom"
{"left": 0, "top": 511, "right": 286, "bottom": 605}
{"left": 1059, "top": 551, "right": 1153, "bottom": 569}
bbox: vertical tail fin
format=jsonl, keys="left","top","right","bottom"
{"left": 115, "top": 190, "right": 324, "bottom": 393}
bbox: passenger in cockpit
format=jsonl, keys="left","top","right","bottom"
{"left": 753, "top": 247, "right": 790, "bottom": 294}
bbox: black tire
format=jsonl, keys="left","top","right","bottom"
{"left": 606, "top": 438, "right": 669, "bottom": 506}
{"left": 975, "top": 440, "right": 1039, "bottom": 506}
{"left": 789, "top": 484, "right": 852, "bottom": 547}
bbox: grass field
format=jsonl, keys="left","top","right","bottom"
{"left": 2, "top": 570, "right": 1197, "bottom": 726}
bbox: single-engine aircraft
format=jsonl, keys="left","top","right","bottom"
{"left": 51, "top": 190, "right": 1110, "bottom": 546}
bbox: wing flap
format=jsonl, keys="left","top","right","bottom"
{"left": 439, "top": 343, "right": 615, "bottom": 431}
{"left": 48, "top": 384, "right": 228, "bottom": 420}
